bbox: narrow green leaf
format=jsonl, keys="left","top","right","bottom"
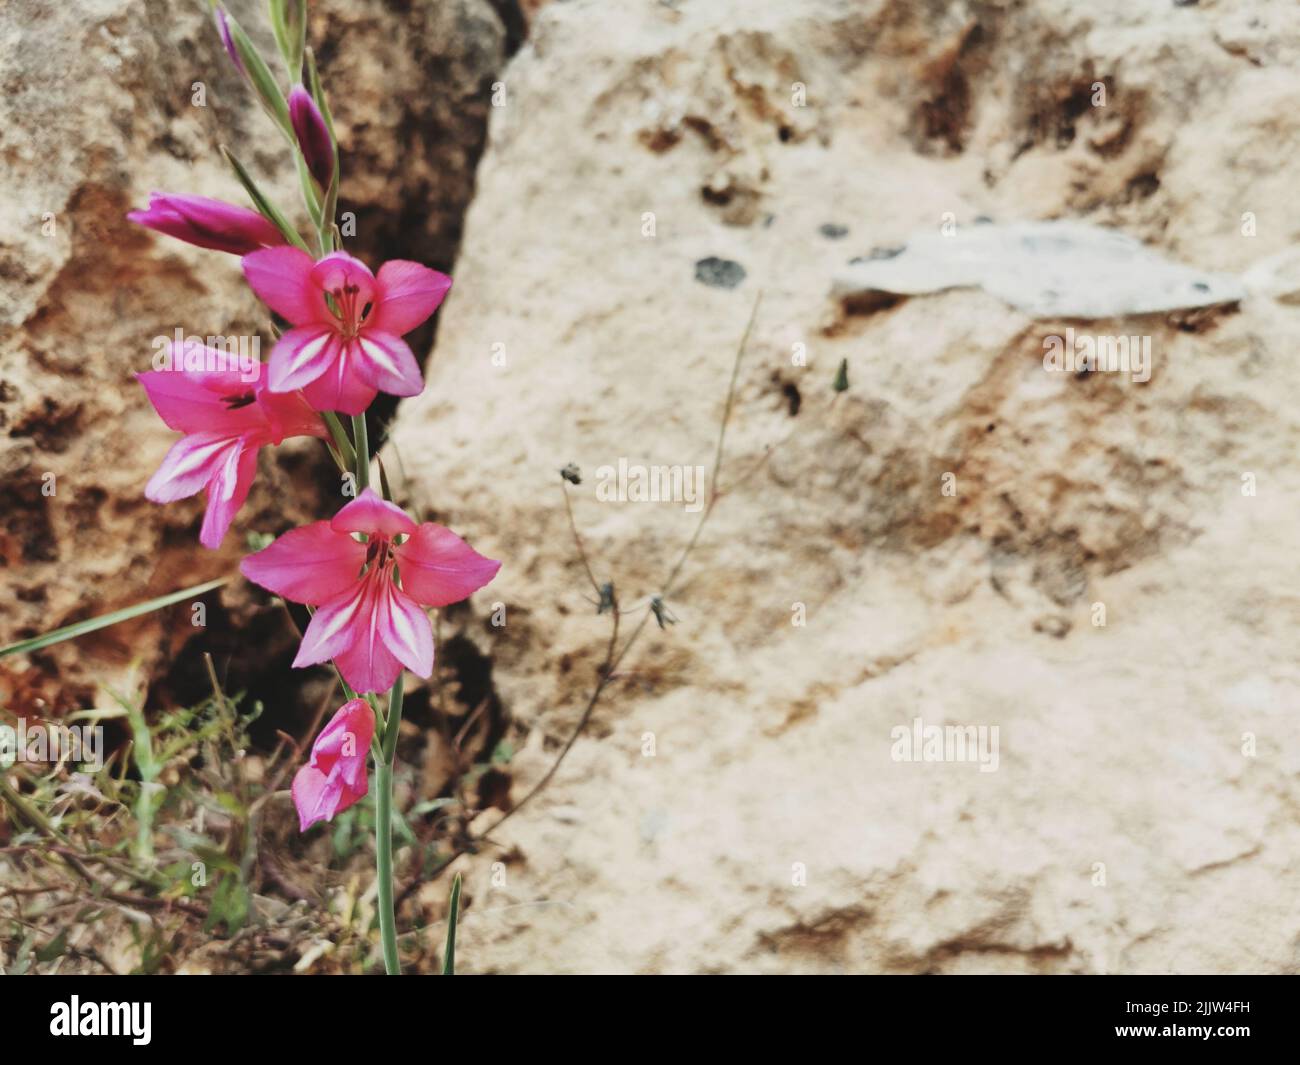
{"left": 322, "top": 410, "right": 356, "bottom": 466}
{"left": 220, "top": 145, "right": 310, "bottom": 251}
{"left": 285, "top": 0, "right": 307, "bottom": 81}
{"left": 376, "top": 454, "right": 394, "bottom": 503}
{"left": 442, "top": 873, "right": 462, "bottom": 975}
{"left": 0, "top": 577, "right": 229, "bottom": 658}
{"left": 267, "top": 0, "right": 291, "bottom": 71}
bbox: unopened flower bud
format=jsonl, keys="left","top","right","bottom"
{"left": 289, "top": 85, "right": 335, "bottom": 189}
{"left": 127, "top": 192, "right": 285, "bottom": 256}
{"left": 214, "top": 6, "right": 244, "bottom": 74}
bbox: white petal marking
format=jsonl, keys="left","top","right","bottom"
{"left": 288, "top": 331, "right": 335, "bottom": 376}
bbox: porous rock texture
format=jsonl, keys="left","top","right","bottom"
{"left": 0, "top": 0, "right": 510, "bottom": 709}
{"left": 392, "top": 0, "right": 1300, "bottom": 972}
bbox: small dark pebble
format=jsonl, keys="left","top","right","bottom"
{"left": 819, "top": 223, "right": 849, "bottom": 240}
{"left": 694, "top": 257, "right": 747, "bottom": 289}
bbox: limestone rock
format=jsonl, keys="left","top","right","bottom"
{"left": 391, "top": 0, "right": 1300, "bottom": 973}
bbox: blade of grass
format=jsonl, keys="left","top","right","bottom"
{"left": 442, "top": 873, "right": 462, "bottom": 975}
{"left": 0, "top": 577, "right": 229, "bottom": 658}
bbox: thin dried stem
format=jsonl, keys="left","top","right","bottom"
{"left": 463, "top": 292, "right": 762, "bottom": 850}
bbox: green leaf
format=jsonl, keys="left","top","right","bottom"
{"left": 285, "top": 0, "right": 307, "bottom": 80}
{"left": 35, "top": 929, "right": 68, "bottom": 963}
{"left": 322, "top": 411, "right": 356, "bottom": 467}
{"left": 220, "top": 145, "right": 310, "bottom": 252}
{"left": 203, "top": 873, "right": 251, "bottom": 935}
{"left": 0, "top": 577, "right": 229, "bottom": 658}
{"left": 376, "top": 454, "right": 394, "bottom": 503}
{"left": 267, "top": 0, "right": 291, "bottom": 73}
{"left": 442, "top": 873, "right": 462, "bottom": 975}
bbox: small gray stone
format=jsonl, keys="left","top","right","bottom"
{"left": 694, "top": 257, "right": 747, "bottom": 289}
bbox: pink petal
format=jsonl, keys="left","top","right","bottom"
{"left": 199, "top": 439, "right": 260, "bottom": 548}
{"left": 294, "top": 571, "right": 411, "bottom": 693}
{"left": 254, "top": 384, "right": 327, "bottom": 445}
{"left": 395, "top": 523, "right": 501, "bottom": 607}
{"left": 292, "top": 577, "right": 376, "bottom": 670}
{"left": 301, "top": 345, "right": 378, "bottom": 415}
{"left": 145, "top": 433, "right": 241, "bottom": 503}
{"left": 138, "top": 359, "right": 265, "bottom": 435}
{"left": 353, "top": 330, "right": 424, "bottom": 397}
{"left": 309, "top": 698, "right": 375, "bottom": 790}
{"left": 310, "top": 252, "right": 377, "bottom": 308}
{"left": 291, "top": 765, "right": 340, "bottom": 831}
{"left": 333, "top": 621, "right": 404, "bottom": 694}
{"left": 370, "top": 260, "right": 452, "bottom": 335}
{"left": 331, "top": 486, "right": 417, "bottom": 538}
{"left": 291, "top": 764, "right": 366, "bottom": 831}
{"left": 376, "top": 581, "right": 434, "bottom": 678}
{"left": 242, "top": 246, "right": 329, "bottom": 325}
{"left": 239, "top": 521, "right": 366, "bottom": 604}
{"left": 268, "top": 325, "right": 342, "bottom": 392}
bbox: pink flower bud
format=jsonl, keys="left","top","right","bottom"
{"left": 214, "top": 6, "right": 244, "bottom": 75}
{"left": 289, "top": 86, "right": 334, "bottom": 189}
{"left": 291, "top": 699, "right": 376, "bottom": 831}
{"left": 127, "top": 193, "right": 285, "bottom": 256}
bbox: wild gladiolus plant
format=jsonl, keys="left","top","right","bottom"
{"left": 125, "top": 2, "right": 497, "bottom": 972}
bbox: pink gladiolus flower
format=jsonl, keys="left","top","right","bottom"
{"left": 128, "top": 192, "right": 286, "bottom": 256}
{"left": 242, "top": 248, "right": 451, "bottom": 415}
{"left": 137, "top": 350, "right": 326, "bottom": 548}
{"left": 289, "top": 85, "right": 334, "bottom": 189}
{"left": 240, "top": 488, "right": 499, "bottom": 693}
{"left": 292, "top": 698, "right": 375, "bottom": 831}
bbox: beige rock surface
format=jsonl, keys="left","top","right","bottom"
{"left": 391, "top": 0, "right": 1300, "bottom": 972}
{"left": 0, "top": 0, "right": 509, "bottom": 707}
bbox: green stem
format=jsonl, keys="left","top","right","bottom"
{"left": 374, "top": 676, "right": 404, "bottom": 974}
{"left": 352, "top": 413, "right": 370, "bottom": 491}
{"left": 383, "top": 673, "right": 404, "bottom": 762}
{"left": 375, "top": 759, "right": 399, "bottom": 975}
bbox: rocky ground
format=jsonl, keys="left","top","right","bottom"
{"left": 4, "top": 0, "right": 1300, "bottom": 973}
